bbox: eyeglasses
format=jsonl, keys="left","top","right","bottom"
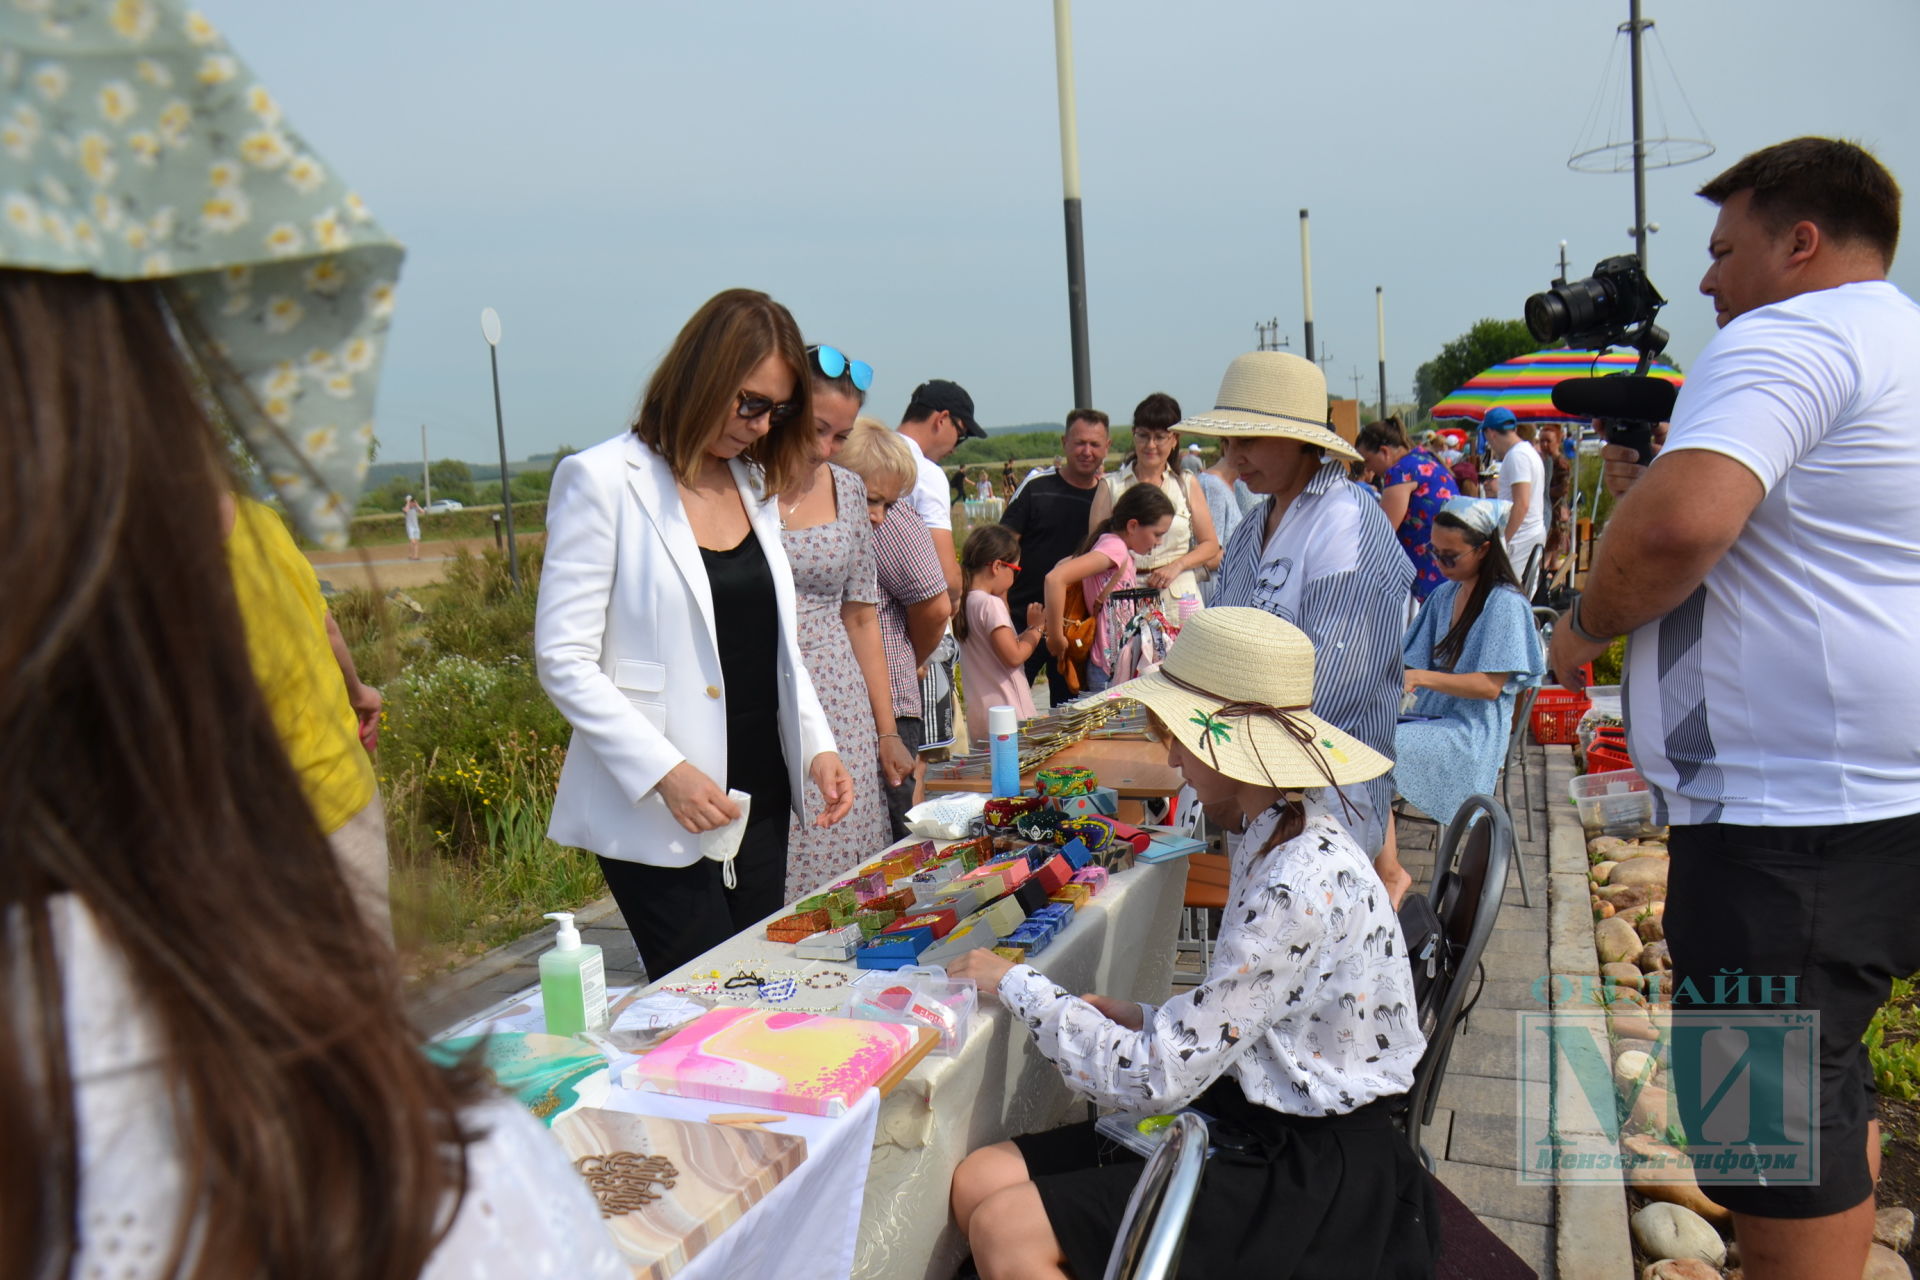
{"left": 809, "top": 344, "right": 873, "bottom": 392}
{"left": 996, "top": 559, "right": 1023, "bottom": 573}
{"left": 737, "top": 390, "right": 801, "bottom": 426}
{"left": 1433, "top": 546, "right": 1482, "bottom": 568}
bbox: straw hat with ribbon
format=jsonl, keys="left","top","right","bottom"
{"left": 1103, "top": 607, "right": 1388, "bottom": 792}
{"left": 1172, "top": 351, "right": 1360, "bottom": 463}
{"left": 0, "top": 2, "right": 402, "bottom": 549}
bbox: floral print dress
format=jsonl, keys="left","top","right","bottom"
{"left": 1385, "top": 449, "right": 1460, "bottom": 600}
{"left": 780, "top": 465, "right": 893, "bottom": 900}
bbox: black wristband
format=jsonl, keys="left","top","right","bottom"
{"left": 1566, "top": 596, "right": 1615, "bottom": 646}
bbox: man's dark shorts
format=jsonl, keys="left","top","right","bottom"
{"left": 882, "top": 716, "right": 926, "bottom": 840}
{"left": 1664, "top": 809, "right": 1920, "bottom": 1218}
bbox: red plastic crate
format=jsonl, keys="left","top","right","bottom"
{"left": 1587, "top": 744, "right": 1633, "bottom": 774}
{"left": 1531, "top": 688, "right": 1592, "bottom": 745}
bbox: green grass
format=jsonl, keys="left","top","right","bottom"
{"left": 1867, "top": 975, "right": 1920, "bottom": 1102}
{"left": 337, "top": 544, "right": 606, "bottom": 978}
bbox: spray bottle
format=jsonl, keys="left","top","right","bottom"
{"left": 989, "top": 704, "right": 1021, "bottom": 798}
{"left": 539, "top": 911, "right": 608, "bottom": 1036}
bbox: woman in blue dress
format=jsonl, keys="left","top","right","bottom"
{"left": 1393, "top": 497, "right": 1545, "bottom": 826}
{"left": 1356, "top": 417, "right": 1459, "bottom": 601}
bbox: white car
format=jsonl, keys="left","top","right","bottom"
{"left": 425, "top": 499, "right": 463, "bottom": 513}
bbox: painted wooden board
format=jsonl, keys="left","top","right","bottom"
{"left": 625, "top": 1008, "right": 923, "bottom": 1117}
{"left": 554, "top": 1107, "right": 807, "bottom": 1280}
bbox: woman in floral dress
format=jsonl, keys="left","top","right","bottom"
{"left": 1356, "top": 416, "right": 1459, "bottom": 601}
{"left": 778, "top": 346, "right": 902, "bottom": 899}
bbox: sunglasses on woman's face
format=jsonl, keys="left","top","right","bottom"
{"left": 809, "top": 344, "right": 874, "bottom": 392}
{"left": 737, "top": 391, "right": 802, "bottom": 426}
{"left": 1433, "top": 545, "right": 1482, "bottom": 568}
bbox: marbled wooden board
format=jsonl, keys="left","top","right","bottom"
{"left": 553, "top": 1107, "right": 807, "bottom": 1280}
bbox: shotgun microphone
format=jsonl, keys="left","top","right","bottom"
{"left": 1550, "top": 376, "right": 1679, "bottom": 463}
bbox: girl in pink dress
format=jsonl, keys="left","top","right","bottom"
{"left": 1042, "top": 484, "right": 1176, "bottom": 692}
{"left": 956, "top": 524, "right": 1044, "bottom": 743}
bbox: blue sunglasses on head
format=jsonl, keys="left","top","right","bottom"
{"left": 809, "top": 344, "right": 873, "bottom": 392}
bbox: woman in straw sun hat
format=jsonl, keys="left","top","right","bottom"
{"left": 1180, "top": 351, "right": 1420, "bottom": 904}
{"left": 949, "top": 607, "right": 1435, "bottom": 1279}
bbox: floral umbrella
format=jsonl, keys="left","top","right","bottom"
{"left": 1430, "top": 348, "right": 1683, "bottom": 424}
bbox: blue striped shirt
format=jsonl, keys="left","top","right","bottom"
{"left": 1214, "top": 461, "right": 1414, "bottom": 845}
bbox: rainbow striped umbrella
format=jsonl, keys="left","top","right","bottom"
{"left": 1430, "top": 348, "right": 1684, "bottom": 423}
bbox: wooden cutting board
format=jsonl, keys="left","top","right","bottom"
{"left": 553, "top": 1108, "right": 807, "bottom": 1280}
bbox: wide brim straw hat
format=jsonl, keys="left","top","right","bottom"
{"left": 1174, "top": 351, "right": 1361, "bottom": 462}
{"left": 1103, "top": 607, "right": 1388, "bottom": 790}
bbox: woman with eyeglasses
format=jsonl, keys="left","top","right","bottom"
{"left": 537, "top": 289, "right": 853, "bottom": 979}
{"left": 773, "top": 344, "right": 908, "bottom": 899}
{"left": 1391, "top": 497, "right": 1545, "bottom": 834}
{"left": 1084, "top": 392, "right": 1221, "bottom": 624}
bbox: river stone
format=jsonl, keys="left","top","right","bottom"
{"left": 1642, "top": 1259, "right": 1720, "bottom": 1280}
{"left": 1639, "top": 939, "right": 1673, "bottom": 973}
{"left": 1592, "top": 860, "right": 1619, "bottom": 884}
{"left": 1611, "top": 1009, "right": 1660, "bottom": 1043}
{"left": 1864, "top": 1242, "right": 1912, "bottom": 1280}
{"left": 1603, "top": 962, "right": 1646, "bottom": 990}
{"left": 1598, "top": 883, "right": 1660, "bottom": 911}
{"left": 1609, "top": 855, "right": 1671, "bottom": 889}
{"left": 1621, "top": 1135, "right": 1732, "bottom": 1225}
{"left": 1597, "top": 916, "right": 1645, "bottom": 965}
{"left": 1876, "top": 1206, "right": 1916, "bottom": 1252}
{"left": 1630, "top": 1202, "right": 1727, "bottom": 1266}
{"left": 1635, "top": 910, "right": 1666, "bottom": 942}
{"left": 1614, "top": 1048, "right": 1658, "bottom": 1091}
{"left": 1628, "top": 1083, "right": 1673, "bottom": 1131}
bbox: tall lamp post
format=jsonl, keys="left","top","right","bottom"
{"left": 480, "top": 306, "right": 520, "bottom": 589}
{"left": 1052, "top": 0, "right": 1092, "bottom": 409}
{"left": 1375, "top": 286, "right": 1389, "bottom": 423}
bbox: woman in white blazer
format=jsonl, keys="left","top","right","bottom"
{"left": 536, "top": 289, "right": 852, "bottom": 978}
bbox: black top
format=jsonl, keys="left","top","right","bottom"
{"left": 700, "top": 530, "right": 790, "bottom": 811}
{"left": 1001, "top": 471, "right": 1103, "bottom": 613}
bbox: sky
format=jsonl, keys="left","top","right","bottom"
{"left": 212, "top": 0, "right": 1920, "bottom": 464}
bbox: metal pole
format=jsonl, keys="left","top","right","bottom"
{"left": 1375, "top": 286, "right": 1389, "bottom": 422}
{"left": 421, "top": 422, "right": 430, "bottom": 509}
{"left": 1052, "top": 0, "right": 1092, "bottom": 409}
{"left": 1558, "top": 239, "right": 1570, "bottom": 283}
{"left": 1299, "top": 210, "right": 1315, "bottom": 364}
{"left": 1628, "top": 0, "right": 1648, "bottom": 268}
{"left": 488, "top": 343, "right": 521, "bottom": 588}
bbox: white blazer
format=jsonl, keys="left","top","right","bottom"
{"left": 535, "top": 432, "right": 835, "bottom": 867}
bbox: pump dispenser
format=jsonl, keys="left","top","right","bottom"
{"left": 539, "top": 911, "right": 608, "bottom": 1036}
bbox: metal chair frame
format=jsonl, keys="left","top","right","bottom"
{"left": 1101, "top": 1112, "right": 1209, "bottom": 1280}
{"left": 1400, "top": 795, "right": 1517, "bottom": 1156}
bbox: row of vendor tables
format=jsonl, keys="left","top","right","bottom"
{"left": 438, "top": 784, "right": 1190, "bottom": 1280}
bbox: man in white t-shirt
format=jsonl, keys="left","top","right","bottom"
{"left": 896, "top": 378, "right": 986, "bottom": 608}
{"left": 1482, "top": 407, "right": 1546, "bottom": 592}
{"left": 1548, "top": 137, "right": 1919, "bottom": 1279}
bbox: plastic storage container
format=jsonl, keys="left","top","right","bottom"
{"left": 844, "top": 965, "right": 978, "bottom": 1055}
{"left": 1531, "top": 687, "right": 1592, "bottom": 744}
{"left": 1568, "top": 767, "right": 1656, "bottom": 836}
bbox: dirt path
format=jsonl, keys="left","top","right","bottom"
{"left": 307, "top": 534, "right": 545, "bottom": 592}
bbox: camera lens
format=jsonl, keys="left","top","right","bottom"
{"left": 1525, "top": 291, "right": 1571, "bottom": 343}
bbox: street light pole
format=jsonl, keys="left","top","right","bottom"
{"left": 1627, "top": 0, "right": 1649, "bottom": 269}
{"left": 1052, "top": 0, "right": 1092, "bottom": 409}
{"left": 1376, "top": 286, "right": 1389, "bottom": 423}
{"left": 1299, "top": 209, "right": 1316, "bottom": 364}
{"left": 479, "top": 306, "right": 520, "bottom": 589}
{"left": 420, "top": 421, "right": 430, "bottom": 510}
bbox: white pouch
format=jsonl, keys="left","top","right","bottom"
{"left": 701, "top": 789, "right": 751, "bottom": 889}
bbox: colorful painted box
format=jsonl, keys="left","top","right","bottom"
{"left": 766, "top": 909, "right": 831, "bottom": 943}
{"left": 922, "top": 886, "right": 982, "bottom": 920}
{"left": 1034, "top": 854, "right": 1074, "bottom": 895}
{"left": 856, "top": 927, "right": 936, "bottom": 969}
{"left": 991, "top": 945, "right": 1027, "bottom": 964}
{"left": 882, "top": 908, "right": 958, "bottom": 941}
{"left": 1050, "top": 884, "right": 1091, "bottom": 911}
{"left": 1071, "top": 865, "right": 1109, "bottom": 895}
{"left": 1003, "top": 923, "right": 1053, "bottom": 955}
{"left": 943, "top": 836, "right": 992, "bottom": 869}
{"left": 980, "top": 894, "right": 1027, "bottom": 938}
{"left": 625, "top": 1007, "right": 920, "bottom": 1117}
{"left": 1045, "top": 787, "right": 1119, "bottom": 818}
{"left": 1059, "top": 837, "right": 1094, "bottom": 870}
{"left": 852, "top": 907, "right": 900, "bottom": 939}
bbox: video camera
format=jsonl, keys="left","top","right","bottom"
{"left": 1524, "top": 255, "right": 1676, "bottom": 463}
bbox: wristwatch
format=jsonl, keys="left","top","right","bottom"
{"left": 1565, "top": 596, "right": 1615, "bottom": 646}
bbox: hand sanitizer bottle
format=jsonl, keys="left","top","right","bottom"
{"left": 989, "top": 704, "right": 1021, "bottom": 798}
{"left": 539, "top": 911, "right": 608, "bottom": 1036}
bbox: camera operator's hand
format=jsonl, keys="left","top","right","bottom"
{"left": 1601, "top": 421, "right": 1669, "bottom": 497}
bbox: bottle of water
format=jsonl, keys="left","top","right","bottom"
{"left": 989, "top": 704, "right": 1021, "bottom": 798}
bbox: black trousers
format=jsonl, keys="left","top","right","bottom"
{"left": 1023, "top": 643, "right": 1084, "bottom": 704}
{"left": 597, "top": 796, "right": 789, "bottom": 981}
{"left": 882, "top": 716, "right": 927, "bottom": 840}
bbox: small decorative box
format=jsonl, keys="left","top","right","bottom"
{"left": 1051, "top": 884, "right": 1091, "bottom": 911}
{"left": 1060, "top": 837, "right": 1094, "bottom": 871}
{"left": 1046, "top": 787, "right": 1120, "bottom": 819}
{"left": 1034, "top": 854, "right": 1074, "bottom": 895}
{"left": 794, "top": 924, "right": 864, "bottom": 962}
{"left": 1013, "top": 879, "right": 1053, "bottom": 915}
{"left": 853, "top": 907, "right": 900, "bottom": 939}
{"left": 991, "top": 945, "right": 1027, "bottom": 964}
{"left": 856, "top": 927, "right": 935, "bottom": 969}
{"left": 846, "top": 871, "right": 889, "bottom": 902}
{"left": 921, "top": 885, "right": 981, "bottom": 920}
{"left": 869, "top": 889, "right": 918, "bottom": 915}
{"left": 1036, "top": 766, "right": 1098, "bottom": 797}
{"left": 983, "top": 795, "right": 1046, "bottom": 829}
{"left": 879, "top": 854, "right": 919, "bottom": 882}
{"left": 943, "top": 836, "right": 993, "bottom": 869}
{"left": 882, "top": 908, "right": 958, "bottom": 940}
{"left": 1032, "top": 902, "right": 1074, "bottom": 931}
{"left": 766, "top": 909, "right": 831, "bottom": 943}
{"left": 1070, "top": 866, "right": 1109, "bottom": 896}
{"left": 920, "top": 920, "right": 993, "bottom": 967}
{"left": 980, "top": 895, "right": 1027, "bottom": 937}
{"left": 1003, "top": 923, "right": 1053, "bottom": 955}
{"left": 901, "top": 839, "right": 938, "bottom": 867}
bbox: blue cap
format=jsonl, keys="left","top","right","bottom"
{"left": 1482, "top": 406, "right": 1519, "bottom": 433}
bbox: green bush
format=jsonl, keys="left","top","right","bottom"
{"left": 1867, "top": 975, "right": 1920, "bottom": 1102}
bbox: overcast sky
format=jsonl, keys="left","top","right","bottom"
{"left": 213, "top": 0, "right": 1920, "bottom": 462}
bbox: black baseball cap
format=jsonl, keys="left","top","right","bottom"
{"left": 909, "top": 379, "right": 986, "bottom": 440}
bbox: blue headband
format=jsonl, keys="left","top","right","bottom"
{"left": 1440, "top": 496, "right": 1510, "bottom": 539}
